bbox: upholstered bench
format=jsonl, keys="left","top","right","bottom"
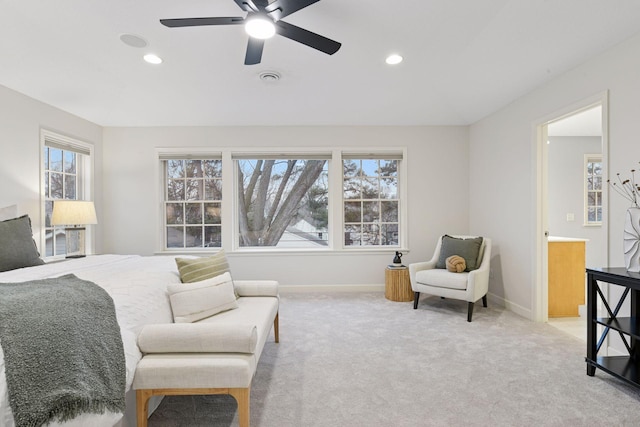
{"left": 133, "top": 280, "right": 279, "bottom": 427}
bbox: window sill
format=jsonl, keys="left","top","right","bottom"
{"left": 155, "top": 247, "right": 409, "bottom": 257}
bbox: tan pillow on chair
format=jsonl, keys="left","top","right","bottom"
{"left": 446, "top": 255, "right": 466, "bottom": 273}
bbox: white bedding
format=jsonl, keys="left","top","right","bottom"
{"left": 0, "top": 255, "right": 181, "bottom": 427}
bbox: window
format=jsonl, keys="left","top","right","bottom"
{"left": 163, "top": 159, "right": 223, "bottom": 249}
{"left": 585, "top": 155, "right": 603, "bottom": 225}
{"left": 235, "top": 156, "right": 329, "bottom": 248}
{"left": 41, "top": 131, "right": 92, "bottom": 257}
{"left": 343, "top": 157, "right": 399, "bottom": 246}
{"left": 160, "top": 149, "right": 405, "bottom": 252}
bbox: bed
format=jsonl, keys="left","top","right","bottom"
{"left": 0, "top": 206, "right": 184, "bottom": 426}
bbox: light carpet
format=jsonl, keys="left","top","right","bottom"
{"left": 148, "top": 292, "right": 640, "bottom": 426}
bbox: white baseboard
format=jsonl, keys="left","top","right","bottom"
{"left": 278, "top": 287, "right": 534, "bottom": 321}
{"left": 607, "top": 345, "right": 627, "bottom": 356}
{"left": 486, "top": 293, "right": 532, "bottom": 320}
{"left": 280, "top": 284, "right": 385, "bottom": 293}
{"left": 578, "top": 304, "right": 586, "bottom": 318}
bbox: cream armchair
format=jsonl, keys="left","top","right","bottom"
{"left": 409, "top": 235, "right": 492, "bottom": 322}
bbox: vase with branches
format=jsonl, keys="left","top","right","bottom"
{"left": 608, "top": 166, "right": 640, "bottom": 208}
{"left": 609, "top": 164, "right": 640, "bottom": 272}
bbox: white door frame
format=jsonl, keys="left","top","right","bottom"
{"left": 532, "top": 91, "right": 609, "bottom": 322}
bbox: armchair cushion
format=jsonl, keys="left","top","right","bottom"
{"left": 415, "top": 269, "right": 469, "bottom": 290}
{"left": 436, "top": 235, "right": 483, "bottom": 272}
{"left": 138, "top": 323, "right": 257, "bottom": 354}
{"left": 167, "top": 272, "right": 238, "bottom": 323}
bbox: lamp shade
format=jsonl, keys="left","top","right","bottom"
{"left": 51, "top": 200, "right": 97, "bottom": 226}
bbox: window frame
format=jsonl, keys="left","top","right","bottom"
{"left": 161, "top": 156, "right": 224, "bottom": 250}
{"left": 157, "top": 147, "right": 408, "bottom": 254}
{"left": 40, "top": 129, "right": 94, "bottom": 259}
{"left": 341, "top": 155, "right": 402, "bottom": 248}
{"left": 584, "top": 153, "right": 603, "bottom": 226}
{"left": 232, "top": 152, "right": 331, "bottom": 250}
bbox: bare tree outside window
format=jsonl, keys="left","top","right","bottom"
{"left": 343, "top": 159, "right": 399, "bottom": 246}
{"left": 237, "top": 159, "right": 328, "bottom": 247}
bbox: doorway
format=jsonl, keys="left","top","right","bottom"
{"left": 533, "top": 92, "right": 609, "bottom": 341}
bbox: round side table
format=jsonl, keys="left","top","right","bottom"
{"left": 385, "top": 266, "right": 413, "bottom": 302}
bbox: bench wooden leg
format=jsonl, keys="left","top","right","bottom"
{"left": 136, "top": 389, "right": 153, "bottom": 427}
{"left": 229, "top": 387, "right": 250, "bottom": 427}
{"left": 274, "top": 312, "right": 279, "bottom": 343}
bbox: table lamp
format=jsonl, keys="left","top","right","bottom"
{"left": 51, "top": 200, "right": 97, "bottom": 258}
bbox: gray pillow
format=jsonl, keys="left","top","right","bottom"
{"left": 0, "top": 215, "right": 45, "bottom": 272}
{"left": 436, "top": 235, "right": 483, "bottom": 272}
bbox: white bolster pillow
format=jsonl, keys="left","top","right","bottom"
{"left": 138, "top": 323, "right": 257, "bottom": 354}
{"left": 233, "top": 280, "right": 279, "bottom": 297}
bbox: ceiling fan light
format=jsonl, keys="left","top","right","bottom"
{"left": 245, "top": 17, "right": 276, "bottom": 39}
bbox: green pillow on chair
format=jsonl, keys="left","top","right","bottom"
{"left": 436, "top": 235, "right": 483, "bottom": 272}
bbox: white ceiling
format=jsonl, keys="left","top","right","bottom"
{"left": 2, "top": 1, "right": 640, "bottom": 127}
{"left": 547, "top": 105, "right": 602, "bottom": 136}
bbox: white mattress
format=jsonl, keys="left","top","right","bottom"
{"left": 0, "top": 255, "right": 181, "bottom": 427}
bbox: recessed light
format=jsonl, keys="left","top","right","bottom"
{"left": 143, "top": 54, "right": 163, "bottom": 65}
{"left": 120, "top": 33, "right": 148, "bottom": 48}
{"left": 245, "top": 16, "right": 276, "bottom": 39}
{"left": 385, "top": 54, "right": 403, "bottom": 65}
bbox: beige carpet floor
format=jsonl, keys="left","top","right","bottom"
{"left": 148, "top": 292, "right": 640, "bottom": 426}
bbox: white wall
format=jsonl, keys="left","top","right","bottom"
{"left": 469, "top": 31, "right": 640, "bottom": 318}
{"left": 548, "top": 136, "right": 606, "bottom": 268}
{"left": 102, "top": 126, "right": 469, "bottom": 286}
{"left": 0, "top": 84, "right": 103, "bottom": 254}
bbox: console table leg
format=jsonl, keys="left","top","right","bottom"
{"left": 586, "top": 272, "right": 597, "bottom": 376}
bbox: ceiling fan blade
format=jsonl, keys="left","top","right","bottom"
{"left": 245, "top": 37, "right": 264, "bottom": 65}
{"left": 233, "top": 0, "right": 259, "bottom": 13}
{"left": 275, "top": 20, "right": 341, "bottom": 55}
{"left": 160, "top": 17, "right": 244, "bottom": 28}
{"left": 266, "top": 0, "right": 321, "bottom": 21}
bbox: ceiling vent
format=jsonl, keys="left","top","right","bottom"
{"left": 259, "top": 71, "right": 281, "bottom": 82}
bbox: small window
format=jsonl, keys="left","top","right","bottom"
{"left": 163, "top": 159, "right": 223, "bottom": 249}
{"left": 585, "top": 155, "right": 603, "bottom": 225}
{"left": 343, "top": 157, "right": 400, "bottom": 246}
{"left": 42, "top": 131, "right": 92, "bottom": 257}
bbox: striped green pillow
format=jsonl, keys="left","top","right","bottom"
{"left": 175, "top": 251, "right": 230, "bottom": 283}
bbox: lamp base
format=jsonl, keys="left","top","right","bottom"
{"left": 64, "top": 227, "right": 87, "bottom": 258}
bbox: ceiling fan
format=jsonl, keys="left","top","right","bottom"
{"left": 160, "top": 0, "right": 342, "bottom": 65}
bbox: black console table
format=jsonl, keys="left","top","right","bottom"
{"left": 586, "top": 267, "right": 640, "bottom": 389}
